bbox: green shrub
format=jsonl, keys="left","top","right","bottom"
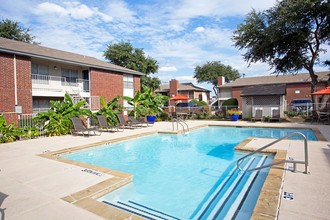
{"left": 284, "top": 111, "right": 299, "bottom": 117}
{"left": 0, "top": 115, "right": 23, "bottom": 143}
{"left": 34, "top": 93, "right": 92, "bottom": 136}
{"left": 222, "top": 98, "right": 238, "bottom": 112}
{"left": 158, "top": 111, "right": 169, "bottom": 121}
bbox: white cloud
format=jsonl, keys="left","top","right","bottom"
{"left": 159, "top": 66, "right": 178, "bottom": 72}
{"left": 193, "top": 27, "right": 205, "bottom": 33}
{"left": 33, "top": 1, "right": 112, "bottom": 22}
{"left": 157, "top": 73, "right": 195, "bottom": 84}
{"left": 34, "top": 2, "right": 68, "bottom": 17}
{"left": 106, "top": 0, "right": 136, "bottom": 21}
{"left": 97, "top": 12, "right": 113, "bottom": 22}
{"left": 63, "top": 2, "right": 94, "bottom": 19}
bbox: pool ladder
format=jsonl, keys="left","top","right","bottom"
{"left": 237, "top": 132, "right": 309, "bottom": 174}
{"left": 171, "top": 118, "right": 189, "bottom": 134}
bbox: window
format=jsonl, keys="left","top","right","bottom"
{"left": 123, "top": 75, "right": 134, "bottom": 109}
{"left": 123, "top": 74, "right": 134, "bottom": 89}
{"left": 31, "top": 63, "right": 49, "bottom": 84}
{"left": 61, "top": 68, "right": 78, "bottom": 86}
{"left": 188, "top": 92, "right": 194, "bottom": 99}
{"left": 32, "top": 63, "right": 49, "bottom": 75}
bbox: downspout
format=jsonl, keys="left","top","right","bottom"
{"left": 13, "top": 54, "right": 18, "bottom": 105}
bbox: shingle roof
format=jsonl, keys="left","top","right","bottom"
{"left": 241, "top": 84, "right": 286, "bottom": 96}
{"left": 219, "top": 71, "right": 330, "bottom": 88}
{"left": 0, "top": 37, "right": 143, "bottom": 75}
{"left": 157, "top": 82, "right": 211, "bottom": 92}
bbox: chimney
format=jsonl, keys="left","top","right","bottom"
{"left": 169, "top": 79, "right": 179, "bottom": 97}
{"left": 217, "top": 76, "right": 225, "bottom": 86}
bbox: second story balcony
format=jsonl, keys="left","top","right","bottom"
{"left": 32, "top": 74, "right": 90, "bottom": 97}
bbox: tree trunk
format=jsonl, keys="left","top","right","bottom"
{"left": 307, "top": 69, "right": 318, "bottom": 110}
{"left": 213, "top": 86, "right": 220, "bottom": 110}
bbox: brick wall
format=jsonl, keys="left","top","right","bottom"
{"left": 232, "top": 87, "right": 244, "bottom": 109}
{"left": 0, "top": 52, "right": 15, "bottom": 113}
{"left": 169, "top": 79, "right": 178, "bottom": 97}
{"left": 133, "top": 75, "right": 141, "bottom": 93}
{"left": 169, "top": 79, "right": 179, "bottom": 106}
{"left": 16, "top": 55, "right": 32, "bottom": 114}
{"left": 286, "top": 83, "right": 327, "bottom": 104}
{"left": 90, "top": 68, "right": 124, "bottom": 103}
{"left": 286, "top": 83, "right": 312, "bottom": 103}
{"left": 217, "top": 76, "right": 224, "bottom": 86}
{"left": 0, "top": 52, "right": 32, "bottom": 124}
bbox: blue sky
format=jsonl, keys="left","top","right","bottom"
{"left": 1, "top": 0, "right": 329, "bottom": 95}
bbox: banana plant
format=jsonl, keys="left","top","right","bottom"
{"left": 97, "top": 96, "right": 123, "bottom": 125}
{"left": 0, "top": 114, "right": 23, "bottom": 143}
{"left": 140, "top": 85, "right": 169, "bottom": 116}
{"left": 123, "top": 90, "right": 146, "bottom": 118}
{"left": 34, "top": 93, "right": 92, "bottom": 136}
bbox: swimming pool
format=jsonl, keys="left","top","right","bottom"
{"left": 63, "top": 126, "right": 316, "bottom": 219}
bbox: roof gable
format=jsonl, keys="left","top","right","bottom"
{"left": 241, "top": 84, "right": 286, "bottom": 96}
{"left": 220, "top": 72, "right": 329, "bottom": 88}
{"left": 156, "top": 82, "right": 210, "bottom": 92}
{"left": 0, "top": 37, "right": 142, "bottom": 75}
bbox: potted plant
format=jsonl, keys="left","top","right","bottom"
{"left": 140, "top": 85, "right": 168, "bottom": 124}
{"left": 227, "top": 109, "right": 241, "bottom": 121}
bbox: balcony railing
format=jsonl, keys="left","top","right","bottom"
{"left": 32, "top": 96, "right": 100, "bottom": 115}
{"left": 32, "top": 74, "right": 89, "bottom": 92}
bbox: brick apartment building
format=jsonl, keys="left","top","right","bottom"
{"left": 217, "top": 72, "right": 330, "bottom": 118}
{"left": 0, "top": 37, "right": 142, "bottom": 124}
{"left": 155, "top": 79, "right": 211, "bottom": 106}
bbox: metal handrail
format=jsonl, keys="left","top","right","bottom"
{"left": 237, "top": 132, "right": 309, "bottom": 174}
{"left": 171, "top": 118, "right": 189, "bottom": 134}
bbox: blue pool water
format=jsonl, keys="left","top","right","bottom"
{"left": 63, "top": 126, "right": 316, "bottom": 219}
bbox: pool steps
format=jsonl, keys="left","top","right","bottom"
{"left": 215, "top": 156, "right": 268, "bottom": 219}
{"left": 197, "top": 155, "right": 268, "bottom": 220}
{"left": 102, "top": 200, "right": 179, "bottom": 220}
{"left": 224, "top": 156, "right": 267, "bottom": 219}
{"left": 102, "top": 155, "right": 269, "bottom": 220}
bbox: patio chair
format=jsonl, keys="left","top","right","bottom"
{"left": 116, "top": 114, "right": 134, "bottom": 129}
{"left": 128, "top": 116, "right": 148, "bottom": 127}
{"left": 96, "top": 115, "right": 115, "bottom": 132}
{"left": 71, "top": 117, "right": 100, "bottom": 136}
{"left": 252, "top": 109, "right": 263, "bottom": 122}
{"left": 269, "top": 109, "right": 281, "bottom": 122}
{"left": 310, "top": 110, "right": 328, "bottom": 124}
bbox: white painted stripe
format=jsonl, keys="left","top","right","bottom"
{"left": 206, "top": 157, "right": 255, "bottom": 219}
{"left": 224, "top": 155, "right": 267, "bottom": 219}
{"left": 194, "top": 162, "right": 239, "bottom": 218}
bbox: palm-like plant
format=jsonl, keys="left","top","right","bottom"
{"left": 97, "top": 96, "right": 123, "bottom": 125}
{"left": 123, "top": 85, "right": 168, "bottom": 118}
{"left": 0, "top": 114, "right": 23, "bottom": 143}
{"left": 34, "top": 93, "right": 92, "bottom": 136}
{"left": 123, "top": 91, "right": 145, "bottom": 118}
{"left": 140, "top": 85, "right": 168, "bottom": 116}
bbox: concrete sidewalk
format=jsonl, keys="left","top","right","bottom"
{"left": 0, "top": 120, "right": 329, "bottom": 219}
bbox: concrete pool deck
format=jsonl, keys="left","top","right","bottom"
{"left": 0, "top": 120, "right": 329, "bottom": 219}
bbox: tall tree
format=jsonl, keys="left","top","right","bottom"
{"left": 0, "top": 18, "right": 38, "bottom": 44}
{"left": 104, "top": 41, "right": 160, "bottom": 91}
{"left": 233, "top": 0, "right": 330, "bottom": 99}
{"left": 193, "top": 61, "right": 240, "bottom": 107}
